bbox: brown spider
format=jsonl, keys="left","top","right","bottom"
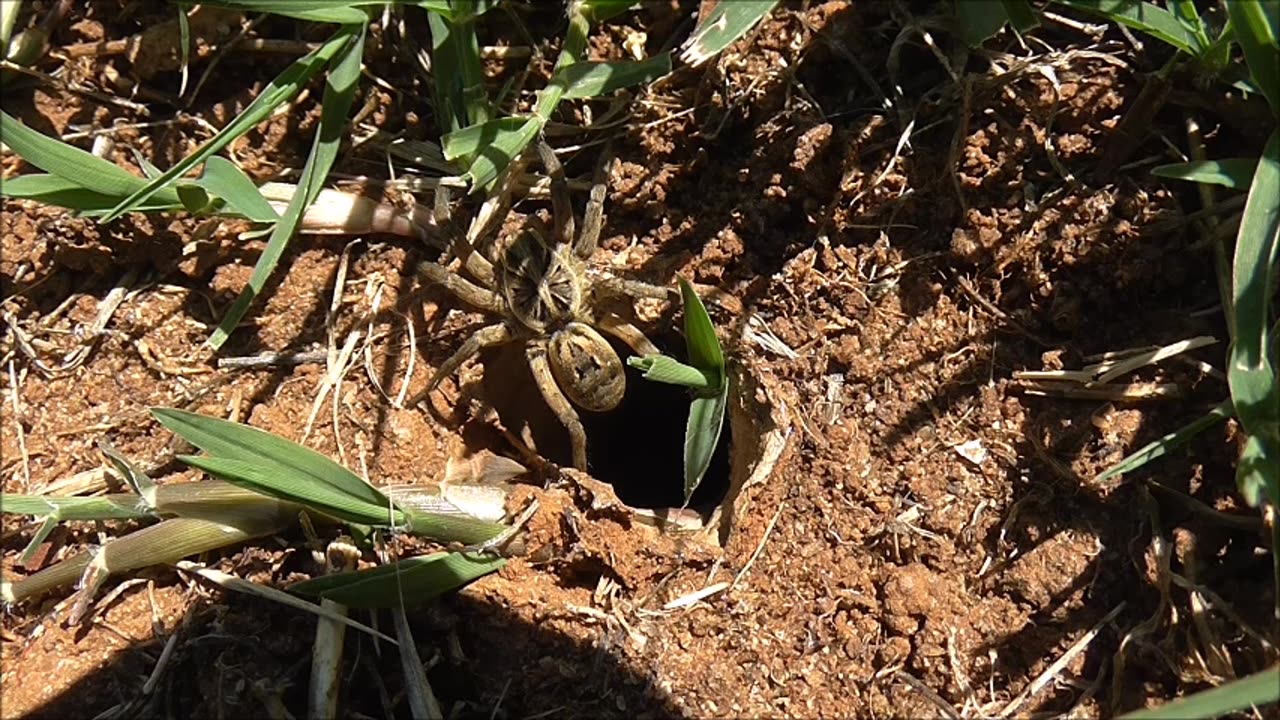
{"left": 415, "top": 140, "right": 681, "bottom": 471}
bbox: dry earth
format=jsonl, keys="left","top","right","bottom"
{"left": 2, "top": 1, "right": 1276, "bottom": 718}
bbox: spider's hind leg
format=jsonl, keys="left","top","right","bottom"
{"left": 526, "top": 341, "right": 589, "bottom": 471}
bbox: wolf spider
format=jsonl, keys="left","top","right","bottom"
{"left": 416, "top": 140, "right": 688, "bottom": 471}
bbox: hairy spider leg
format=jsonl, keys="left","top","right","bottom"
{"left": 527, "top": 341, "right": 589, "bottom": 471}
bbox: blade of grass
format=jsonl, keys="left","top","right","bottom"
{"left": 152, "top": 407, "right": 398, "bottom": 524}
{"left": 2, "top": 514, "right": 290, "bottom": 606}
{"left": 957, "top": 0, "right": 1018, "bottom": 47}
{"left": 426, "top": 0, "right": 491, "bottom": 139}
{"left": 190, "top": 156, "right": 280, "bottom": 223}
{"left": 400, "top": 507, "right": 509, "bottom": 545}
{"left": 627, "top": 354, "right": 717, "bottom": 390}
{"left": 1152, "top": 158, "right": 1259, "bottom": 189}
{"left": 1052, "top": 0, "right": 1203, "bottom": 55}
{"left": 0, "top": 493, "right": 155, "bottom": 520}
{"left": 1228, "top": 130, "right": 1280, "bottom": 508}
{"left": 176, "top": 1, "right": 377, "bottom": 26}
{"left": 99, "top": 27, "right": 354, "bottom": 223}
{"left": 17, "top": 517, "right": 59, "bottom": 566}
{"left": 391, "top": 606, "right": 444, "bottom": 719}
{"left": 174, "top": 561, "right": 397, "bottom": 644}
{"left": 1094, "top": 400, "right": 1233, "bottom": 483}
{"left": 0, "top": 1, "right": 19, "bottom": 51}
{"left": 679, "top": 277, "right": 725, "bottom": 388}
{"left": 1226, "top": 0, "right": 1280, "bottom": 113}
{"left": 554, "top": 53, "right": 672, "bottom": 99}
{"left": 289, "top": 551, "right": 505, "bottom": 608}
{"left": 206, "top": 23, "right": 366, "bottom": 348}
{"left": 1118, "top": 666, "right": 1280, "bottom": 719}
{"left": 685, "top": 382, "right": 728, "bottom": 505}
{"left": 442, "top": 116, "right": 541, "bottom": 192}
{"left": 679, "top": 0, "right": 778, "bottom": 66}
{"left": 676, "top": 277, "right": 728, "bottom": 504}
{"left": 580, "top": 0, "right": 641, "bottom": 23}
{"left": 99, "top": 440, "right": 158, "bottom": 509}
{"left": 0, "top": 111, "right": 183, "bottom": 205}
{"left": 180, "top": 454, "right": 393, "bottom": 526}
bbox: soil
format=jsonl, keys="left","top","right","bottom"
{"left": 2, "top": 1, "right": 1277, "bottom": 719}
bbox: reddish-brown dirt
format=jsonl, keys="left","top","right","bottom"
{"left": 2, "top": 1, "right": 1276, "bottom": 719}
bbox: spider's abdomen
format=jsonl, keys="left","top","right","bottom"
{"left": 548, "top": 322, "right": 625, "bottom": 412}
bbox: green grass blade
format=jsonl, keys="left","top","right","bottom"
{"left": 185, "top": 1, "right": 377, "bottom": 24}
{"left": 1152, "top": 158, "right": 1259, "bottom": 188}
{"left": 957, "top": 0, "right": 1015, "bottom": 47}
{"left": 1053, "top": 0, "right": 1202, "bottom": 55}
{"left": 192, "top": 156, "right": 279, "bottom": 223}
{"left": 0, "top": 493, "right": 155, "bottom": 520}
{"left": 99, "top": 440, "right": 158, "bottom": 508}
{"left": 207, "top": 24, "right": 365, "bottom": 348}
{"left": 441, "top": 116, "right": 541, "bottom": 191}
{"left": 401, "top": 507, "right": 508, "bottom": 545}
{"left": 179, "top": 455, "right": 394, "bottom": 526}
{"left": 626, "top": 354, "right": 716, "bottom": 390}
{"left": 679, "top": 277, "right": 725, "bottom": 387}
{"left": 1094, "top": 400, "right": 1233, "bottom": 483}
{"left": 0, "top": 1, "right": 19, "bottom": 51}
{"left": 427, "top": 1, "right": 491, "bottom": 139}
{"left": 673, "top": 277, "right": 729, "bottom": 504}
{"left": 1118, "top": 666, "right": 1280, "bottom": 719}
{"left": 684, "top": 382, "right": 728, "bottom": 505}
{"left": 1169, "top": 0, "right": 1211, "bottom": 50}
{"left": 2, "top": 514, "right": 289, "bottom": 606}
{"left": 555, "top": 53, "right": 672, "bottom": 99}
{"left": 151, "top": 407, "right": 399, "bottom": 524}
{"left": 100, "top": 28, "right": 353, "bottom": 223}
{"left": 1228, "top": 130, "right": 1280, "bottom": 508}
{"left": 679, "top": 0, "right": 778, "bottom": 66}
{"left": 0, "top": 111, "right": 183, "bottom": 205}
{"left": 289, "top": 552, "right": 505, "bottom": 608}
{"left": 0, "top": 174, "right": 185, "bottom": 214}
{"left": 1226, "top": 0, "right": 1280, "bottom": 113}
{"left": 18, "top": 517, "right": 59, "bottom": 566}
{"left": 175, "top": 561, "right": 397, "bottom": 644}
{"left": 578, "top": 0, "right": 642, "bottom": 23}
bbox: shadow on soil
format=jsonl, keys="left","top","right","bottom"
{"left": 12, "top": 585, "right": 686, "bottom": 720}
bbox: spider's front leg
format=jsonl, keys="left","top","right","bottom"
{"left": 526, "top": 340, "right": 589, "bottom": 471}
{"left": 408, "top": 323, "right": 513, "bottom": 408}
{"left": 418, "top": 261, "right": 506, "bottom": 315}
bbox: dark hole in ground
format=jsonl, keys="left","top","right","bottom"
{"left": 479, "top": 332, "right": 730, "bottom": 513}
{"left": 580, "top": 333, "right": 731, "bottom": 512}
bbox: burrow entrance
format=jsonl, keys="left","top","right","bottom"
{"left": 478, "top": 332, "right": 731, "bottom": 514}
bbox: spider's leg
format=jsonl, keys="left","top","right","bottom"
{"left": 535, "top": 139, "right": 576, "bottom": 251}
{"left": 597, "top": 312, "right": 659, "bottom": 357}
{"left": 418, "top": 261, "right": 505, "bottom": 315}
{"left": 526, "top": 341, "right": 589, "bottom": 471}
{"left": 575, "top": 142, "right": 613, "bottom": 260}
{"left": 434, "top": 182, "right": 498, "bottom": 288}
{"left": 408, "top": 323, "right": 514, "bottom": 407}
{"left": 593, "top": 275, "right": 744, "bottom": 315}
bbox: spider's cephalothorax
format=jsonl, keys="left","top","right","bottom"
{"left": 500, "top": 224, "right": 584, "bottom": 333}
{"left": 415, "top": 140, "right": 674, "bottom": 471}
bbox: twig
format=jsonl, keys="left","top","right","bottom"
{"left": 216, "top": 350, "right": 327, "bottom": 370}
{"left": 894, "top": 670, "right": 962, "bottom": 720}
{"left": 999, "top": 602, "right": 1126, "bottom": 718}
{"left": 662, "top": 581, "right": 729, "bottom": 611}
{"left": 7, "top": 360, "right": 31, "bottom": 492}
{"left": 730, "top": 502, "right": 785, "bottom": 591}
